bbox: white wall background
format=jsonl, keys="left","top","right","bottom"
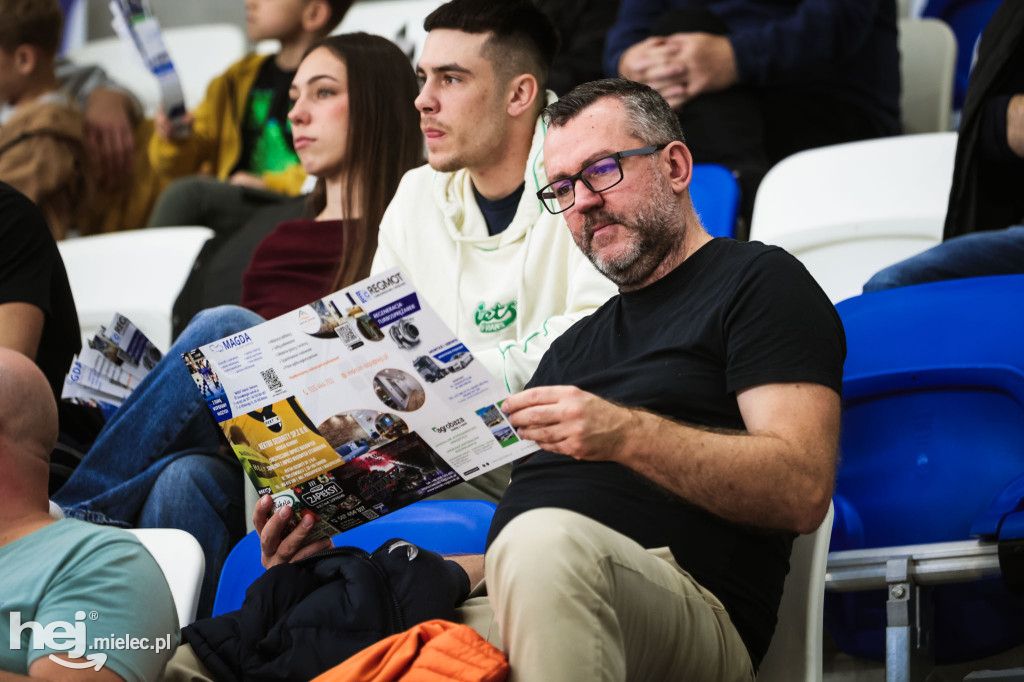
{"left": 87, "top": 1, "right": 245, "bottom": 40}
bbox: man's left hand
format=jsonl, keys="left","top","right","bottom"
{"left": 502, "top": 386, "right": 637, "bottom": 462}
{"left": 253, "top": 494, "right": 333, "bottom": 569}
{"left": 83, "top": 87, "right": 136, "bottom": 188}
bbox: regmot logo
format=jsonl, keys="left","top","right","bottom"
{"left": 354, "top": 273, "right": 405, "bottom": 302}
{"left": 9, "top": 611, "right": 174, "bottom": 670}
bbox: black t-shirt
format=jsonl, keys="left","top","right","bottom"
{"left": 0, "top": 182, "right": 81, "bottom": 398}
{"left": 489, "top": 238, "right": 846, "bottom": 668}
{"left": 234, "top": 58, "right": 299, "bottom": 176}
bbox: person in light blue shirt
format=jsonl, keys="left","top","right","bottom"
{"left": 0, "top": 347, "right": 179, "bottom": 681}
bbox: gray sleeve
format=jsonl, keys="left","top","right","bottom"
{"left": 55, "top": 56, "right": 143, "bottom": 117}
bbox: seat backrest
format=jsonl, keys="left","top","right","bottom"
{"left": 58, "top": 227, "right": 214, "bottom": 350}
{"left": 127, "top": 528, "right": 205, "bottom": 628}
{"left": 214, "top": 499, "right": 496, "bottom": 617}
{"left": 690, "top": 164, "right": 740, "bottom": 239}
{"left": 829, "top": 275, "right": 1024, "bottom": 662}
{"left": 757, "top": 503, "right": 834, "bottom": 682}
{"left": 834, "top": 275, "right": 1024, "bottom": 549}
{"left": 749, "top": 133, "right": 956, "bottom": 303}
{"left": 257, "top": 0, "right": 445, "bottom": 62}
{"left": 336, "top": 0, "right": 443, "bottom": 61}
{"left": 898, "top": 18, "right": 958, "bottom": 134}
{"left": 68, "top": 24, "right": 247, "bottom": 117}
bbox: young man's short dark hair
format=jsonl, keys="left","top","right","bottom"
{"left": 0, "top": 0, "right": 63, "bottom": 54}
{"left": 424, "top": 0, "right": 560, "bottom": 91}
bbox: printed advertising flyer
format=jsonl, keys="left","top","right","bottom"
{"left": 184, "top": 268, "right": 537, "bottom": 540}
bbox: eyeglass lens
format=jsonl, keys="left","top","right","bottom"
{"left": 545, "top": 157, "right": 622, "bottom": 212}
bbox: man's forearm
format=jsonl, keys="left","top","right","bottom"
{"left": 621, "top": 407, "right": 835, "bottom": 534}
{"left": 504, "top": 382, "right": 839, "bottom": 534}
{"left": 446, "top": 553, "right": 485, "bottom": 587}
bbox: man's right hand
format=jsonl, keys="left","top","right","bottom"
{"left": 154, "top": 108, "right": 193, "bottom": 141}
{"left": 253, "top": 494, "right": 333, "bottom": 569}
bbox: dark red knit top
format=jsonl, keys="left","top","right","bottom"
{"left": 240, "top": 218, "right": 348, "bottom": 319}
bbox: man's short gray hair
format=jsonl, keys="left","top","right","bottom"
{"left": 542, "top": 78, "right": 685, "bottom": 146}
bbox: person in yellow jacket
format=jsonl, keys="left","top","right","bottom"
{"left": 146, "top": 0, "right": 351, "bottom": 234}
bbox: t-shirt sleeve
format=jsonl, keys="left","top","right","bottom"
{"left": 0, "top": 185, "right": 56, "bottom": 313}
{"left": 28, "top": 536, "right": 181, "bottom": 682}
{"left": 723, "top": 248, "right": 846, "bottom": 395}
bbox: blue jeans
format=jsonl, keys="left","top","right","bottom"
{"left": 863, "top": 226, "right": 1024, "bottom": 292}
{"left": 53, "top": 305, "right": 265, "bottom": 616}
{"left": 137, "top": 454, "right": 244, "bottom": 618}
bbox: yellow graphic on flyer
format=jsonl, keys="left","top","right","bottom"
{"left": 222, "top": 396, "right": 343, "bottom": 493}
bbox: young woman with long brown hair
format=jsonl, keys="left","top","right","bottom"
{"left": 242, "top": 32, "right": 422, "bottom": 317}
{"left": 52, "top": 33, "right": 422, "bottom": 618}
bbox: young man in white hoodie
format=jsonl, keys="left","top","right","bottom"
{"left": 370, "top": 0, "right": 617, "bottom": 501}
{"left": 371, "top": 0, "right": 616, "bottom": 438}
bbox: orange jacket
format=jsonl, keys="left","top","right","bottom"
{"left": 311, "top": 619, "right": 508, "bottom": 682}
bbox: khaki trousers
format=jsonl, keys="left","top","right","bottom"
{"left": 165, "top": 507, "right": 756, "bottom": 682}
{"left": 456, "top": 507, "right": 756, "bottom": 682}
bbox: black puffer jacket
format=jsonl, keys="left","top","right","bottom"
{"left": 183, "top": 539, "right": 471, "bottom": 682}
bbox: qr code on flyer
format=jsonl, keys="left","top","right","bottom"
{"left": 260, "top": 368, "right": 283, "bottom": 391}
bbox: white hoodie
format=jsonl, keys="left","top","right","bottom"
{"left": 372, "top": 105, "right": 617, "bottom": 393}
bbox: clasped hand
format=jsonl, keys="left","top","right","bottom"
{"left": 618, "top": 32, "right": 738, "bottom": 110}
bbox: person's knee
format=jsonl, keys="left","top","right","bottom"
{"left": 486, "top": 508, "right": 604, "bottom": 585}
{"left": 181, "top": 305, "right": 264, "bottom": 344}
{"left": 863, "top": 257, "right": 931, "bottom": 293}
{"left": 862, "top": 264, "right": 903, "bottom": 293}
{"left": 151, "top": 456, "right": 240, "bottom": 502}
{"left": 150, "top": 455, "right": 219, "bottom": 496}
{"left": 154, "top": 177, "right": 203, "bottom": 206}
{"left": 149, "top": 177, "right": 220, "bottom": 227}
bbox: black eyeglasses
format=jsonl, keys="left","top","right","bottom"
{"left": 536, "top": 145, "right": 667, "bottom": 214}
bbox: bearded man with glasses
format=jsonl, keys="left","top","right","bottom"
{"left": 253, "top": 76, "right": 846, "bottom": 681}
{"left": 431, "top": 78, "right": 846, "bottom": 681}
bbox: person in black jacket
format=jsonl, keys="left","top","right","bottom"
{"left": 606, "top": 0, "right": 901, "bottom": 228}
{"left": 536, "top": 0, "right": 622, "bottom": 96}
{"left": 863, "top": 0, "right": 1024, "bottom": 293}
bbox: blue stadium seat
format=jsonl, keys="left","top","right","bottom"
{"left": 212, "top": 499, "right": 496, "bottom": 617}
{"left": 826, "top": 274, "right": 1024, "bottom": 664}
{"left": 689, "top": 163, "right": 740, "bottom": 239}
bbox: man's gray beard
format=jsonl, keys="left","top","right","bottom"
{"left": 576, "top": 178, "right": 685, "bottom": 288}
